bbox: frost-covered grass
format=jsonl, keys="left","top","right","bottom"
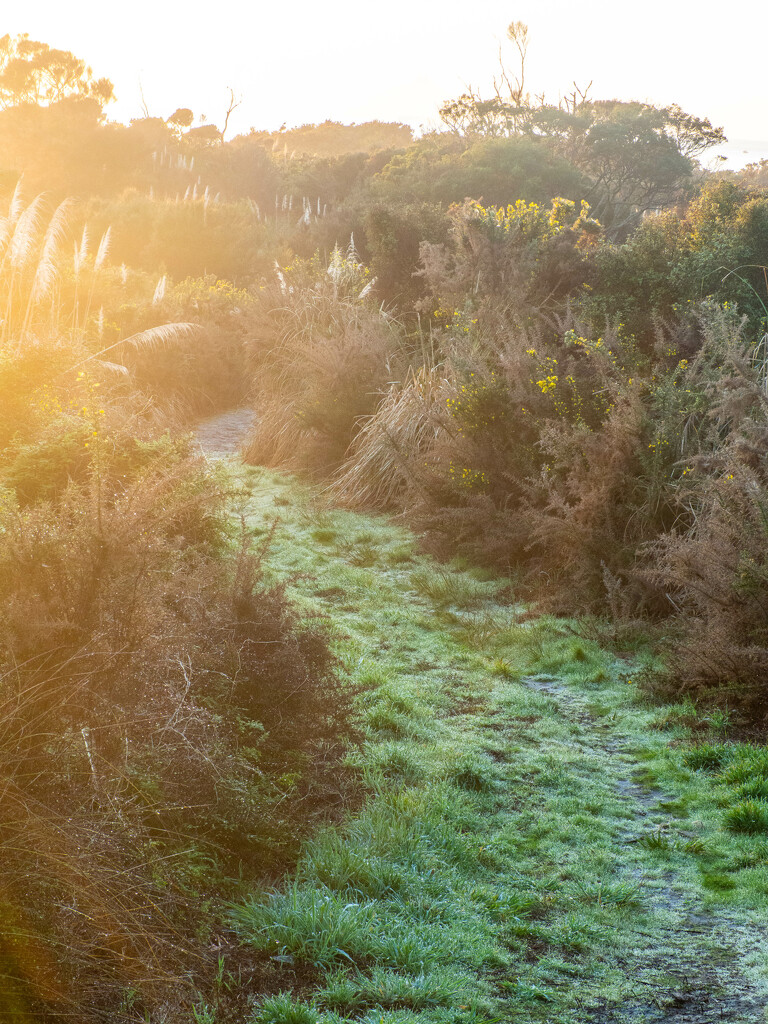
{"left": 228, "top": 464, "right": 768, "bottom": 1024}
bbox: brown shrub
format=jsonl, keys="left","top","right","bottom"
{"left": 0, "top": 448, "right": 353, "bottom": 1019}
{"left": 645, "top": 384, "right": 768, "bottom": 717}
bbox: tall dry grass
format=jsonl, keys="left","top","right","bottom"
{"left": 0, "top": 187, "right": 354, "bottom": 1019}
{"left": 331, "top": 364, "right": 454, "bottom": 509}
{"left": 243, "top": 250, "right": 403, "bottom": 474}
{"left": 0, "top": 438, "right": 353, "bottom": 1019}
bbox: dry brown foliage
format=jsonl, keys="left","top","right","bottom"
{"left": 0, "top": 445, "right": 353, "bottom": 1019}
{"left": 645, "top": 359, "right": 768, "bottom": 716}
{"left": 243, "top": 271, "right": 403, "bottom": 475}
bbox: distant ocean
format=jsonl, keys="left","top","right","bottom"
{"left": 707, "top": 139, "right": 768, "bottom": 170}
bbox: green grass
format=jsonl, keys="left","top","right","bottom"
{"left": 226, "top": 465, "right": 768, "bottom": 1024}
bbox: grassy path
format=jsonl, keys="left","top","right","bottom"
{"left": 222, "top": 462, "right": 768, "bottom": 1024}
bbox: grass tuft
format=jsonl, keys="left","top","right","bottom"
{"left": 251, "top": 992, "right": 318, "bottom": 1024}
{"left": 724, "top": 799, "right": 768, "bottom": 835}
{"left": 410, "top": 565, "right": 500, "bottom": 610}
{"left": 682, "top": 743, "right": 736, "bottom": 773}
{"left": 231, "top": 885, "right": 378, "bottom": 968}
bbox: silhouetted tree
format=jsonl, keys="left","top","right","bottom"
{"left": 0, "top": 34, "right": 113, "bottom": 110}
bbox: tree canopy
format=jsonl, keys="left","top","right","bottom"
{"left": 439, "top": 22, "right": 726, "bottom": 237}
{"left": 0, "top": 34, "right": 114, "bottom": 110}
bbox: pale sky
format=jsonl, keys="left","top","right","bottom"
{"left": 3, "top": 1, "right": 766, "bottom": 154}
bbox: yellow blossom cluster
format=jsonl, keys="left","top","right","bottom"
{"left": 448, "top": 462, "right": 488, "bottom": 490}
{"left": 445, "top": 373, "right": 501, "bottom": 432}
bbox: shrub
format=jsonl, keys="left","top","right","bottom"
{"left": 645, "top": 307, "right": 768, "bottom": 713}
{"left": 124, "top": 276, "right": 256, "bottom": 415}
{"left": 0, "top": 438, "right": 353, "bottom": 1018}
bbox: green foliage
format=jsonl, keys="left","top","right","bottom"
{"left": 440, "top": 81, "right": 723, "bottom": 236}
{"left": 374, "top": 134, "right": 585, "bottom": 209}
{"left": 265, "top": 119, "right": 413, "bottom": 157}
{"left": 581, "top": 180, "right": 768, "bottom": 345}
{"left": 252, "top": 993, "right": 318, "bottom": 1024}
{"left": 724, "top": 800, "right": 768, "bottom": 835}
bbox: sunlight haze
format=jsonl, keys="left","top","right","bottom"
{"left": 5, "top": 0, "right": 768, "bottom": 1019}
{"left": 5, "top": 0, "right": 766, "bottom": 152}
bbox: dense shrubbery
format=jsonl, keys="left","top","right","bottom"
{"left": 4, "top": 32, "right": 768, "bottom": 1016}
{"left": 0, "top": 186, "right": 354, "bottom": 1020}
{"left": 244, "top": 178, "right": 768, "bottom": 719}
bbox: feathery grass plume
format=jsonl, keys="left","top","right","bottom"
{"left": 27, "top": 197, "right": 74, "bottom": 306}
{"left": 93, "top": 227, "right": 111, "bottom": 271}
{"left": 8, "top": 194, "right": 45, "bottom": 270}
{"left": 75, "top": 224, "right": 89, "bottom": 276}
{"left": 358, "top": 277, "right": 377, "bottom": 300}
{"left": 274, "top": 260, "right": 288, "bottom": 294}
{"left": 94, "top": 359, "right": 129, "bottom": 376}
{"left": 152, "top": 274, "right": 167, "bottom": 305}
{"left": 7, "top": 178, "right": 24, "bottom": 223}
{"left": 0, "top": 191, "right": 82, "bottom": 346}
{"left": 123, "top": 321, "right": 199, "bottom": 350}
{"left": 62, "top": 322, "right": 201, "bottom": 377}
{"left": 0, "top": 211, "right": 12, "bottom": 259}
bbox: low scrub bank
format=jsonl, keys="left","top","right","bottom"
{"left": 242, "top": 193, "right": 768, "bottom": 719}
{"left": 0, "top": 369, "right": 355, "bottom": 1021}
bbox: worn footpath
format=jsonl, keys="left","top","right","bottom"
{"left": 198, "top": 412, "right": 768, "bottom": 1024}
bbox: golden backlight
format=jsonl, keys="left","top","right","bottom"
{"left": 1, "top": 0, "right": 764, "bottom": 148}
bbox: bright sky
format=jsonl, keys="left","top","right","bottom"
{"left": 4, "top": 1, "right": 767, "bottom": 153}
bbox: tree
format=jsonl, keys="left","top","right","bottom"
{"left": 0, "top": 34, "right": 114, "bottom": 110}
{"left": 167, "top": 107, "right": 194, "bottom": 129}
{"left": 220, "top": 88, "right": 241, "bottom": 142}
{"left": 439, "top": 23, "right": 726, "bottom": 237}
